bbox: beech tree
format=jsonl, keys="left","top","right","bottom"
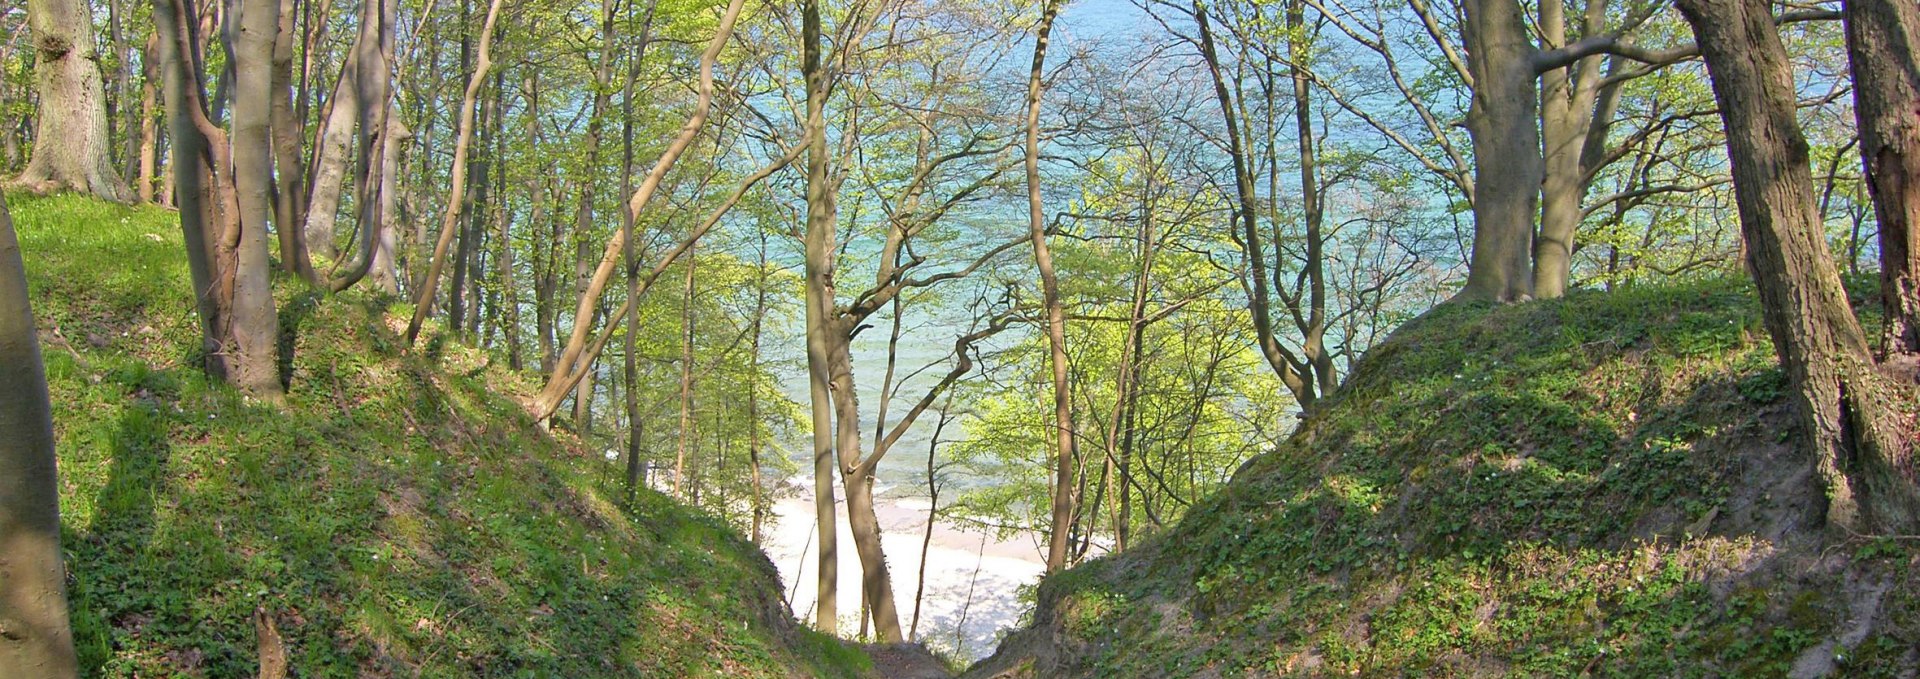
{"left": 152, "top": 0, "right": 282, "bottom": 397}
{"left": 1025, "top": 0, "right": 1075, "bottom": 575}
{"left": 12, "top": 0, "right": 132, "bottom": 201}
{"left": 1679, "top": 0, "right": 1918, "bottom": 532}
{"left": 0, "top": 194, "right": 78, "bottom": 679}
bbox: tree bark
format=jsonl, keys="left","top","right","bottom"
{"left": 526, "top": 0, "right": 742, "bottom": 420}
{"left": 0, "top": 194, "right": 79, "bottom": 679}
{"left": 1193, "top": 1, "right": 1318, "bottom": 407}
{"left": 1680, "top": 0, "right": 1920, "bottom": 532}
{"left": 801, "top": 0, "right": 839, "bottom": 635}
{"left": 1842, "top": 0, "right": 1920, "bottom": 358}
{"left": 404, "top": 0, "right": 505, "bottom": 345}
{"left": 13, "top": 0, "right": 133, "bottom": 202}
{"left": 268, "top": 0, "right": 313, "bottom": 281}
{"left": 227, "top": 0, "right": 285, "bottom": 397}
{"left": 136, "top": 34, "right": 163, "bottom": 203}
{"left": 1457, "top": 0, "right": 1540, "bottom": 302}
{"left": 1026, "top": 0, "right": 1077, "bottom": 574}
{"left": 674, "top": 244, "right": 696, "bottom": 497}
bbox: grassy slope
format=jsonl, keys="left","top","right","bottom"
{"left": 969, "top": 279, "right": 1919, "bottom": 677}
{"left": 13, "top": 193, "right": 869, "bottom": 678}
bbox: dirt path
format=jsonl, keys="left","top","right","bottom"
{"left": 864, "top": 643, "right": 954, "bottom": 679}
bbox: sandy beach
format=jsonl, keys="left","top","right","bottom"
{"left": 762, "top": 479, "right": 1046, "bottom": 662}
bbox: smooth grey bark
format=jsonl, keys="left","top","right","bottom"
{"left": 0, "top": 194, "right": 79, "bottom": 679}
{"left": 1456, "top": 0, "right": 1541, "bottom": 302}
{"left": 14, "top": 0, "right": 133, "bottom": 201}
{"left": 1680, "top": 0, "right": 1919, "bottom": 532}
{"left": 228, "top": 0, "right": 284, "bottom": 396}
{"left": 800, "top": 0, "right": 839, "bottom": 635}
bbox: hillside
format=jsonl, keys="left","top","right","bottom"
{"left": 967, "top": 279, "right": 1919, "bottom": 677}
{"left": 12, "top": 193, "right": 871, "bottom": 677}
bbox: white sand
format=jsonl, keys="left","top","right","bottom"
{"left": 763, "top": 480, "right": 1046, "bottom": 661}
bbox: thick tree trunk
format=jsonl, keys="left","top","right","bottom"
{"left": 0, "top": 195, "right": 79, "bottom": 679}
{"left": 1843, "top": 0, "right": 1920, "bottom": 358}
{"left": 801, "top": 0, "right": 839, "bottom": 635}
{"left": 1457, "top": 0, "right": 1540, "bottom": 302}
{"left": 14, "top": 0, "right": 133, "bottom": 201}
{"left": 1681, "top": 0, "right": 1920, "bottom": 532}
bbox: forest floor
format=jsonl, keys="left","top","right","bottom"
{"left": 12, "top": 192, "right": 874, "bottom": 677}
{"left": 966, "top": 277, "right": 1920, "bottom": 677}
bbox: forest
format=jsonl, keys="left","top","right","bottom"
{"left": 0, "top": 0, "right": 1916, "bottom": 675}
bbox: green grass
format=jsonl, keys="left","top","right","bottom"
{"left": 974, "top": 278, "right": 1919, "bottom": 677}
{"left": 11, "top": 193, "right": 870, "bottom": 678}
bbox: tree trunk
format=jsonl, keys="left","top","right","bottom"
{"left": 674, "top": 245, "right": 697, "bottom": 497}
{"left": 368, "top": 111, "right": 407, "bottom": 293}
{"left": 1843, "top": 0, "right": 1920, "bottom": 358}
{"left": 1457, "top": 0, "right": 1540, "bottom": 302}
{"left": 526, "top": 0, "right": 740, "bottom": 421}
{"left": 303, "top": 53, "right": 359, "bottom": 262}
{"left": 1680, "top": 0, "right": 1920, "bottom": 533}
{"left": 1193, "top": 1, "right": 1317, "bottom": 406}
{"left": 15, "top": 0, "right": 133, "bottom": 201}
{"left": 404, "top": 0, "right": 505, "bottom": 345}
{"left": 1024, "top": 0, "right": 1077, "bottom": 574}
{"left": 0, "top": 194, "right": 79, "bottom": 679}
{"left": 801, "top": 0, "right": 839, "bottom": 635}
{"left": 226, "top": 0, "right": 284, "bottom": 397}
{"left": 136, "top": 34, "right": 162, "bottom": 203}
{"left": 268, "top": 0, "right": 313, "bottom": 280}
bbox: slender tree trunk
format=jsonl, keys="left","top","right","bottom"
{"left": 322, "top": 0, "right": 395, "bottom": 293}
{"left": 368, "top": 112, "right": 407, "bottom": 293}
{"left": 1842, "top": 0, "right": 1920, "bottom": 358}
{"left": 1681, "top": 0, "right": 1920, "bottom": 532}
{"left": 747, "top": 232, "right": 768, "bottom": 544}
{"left": 0, "top": 194, "right": 79, "bottom": 679}
{"left": 527, "top": 0, "right": 740, "bottom": 421}
{"left": 136, "top": 35, "right": 162, "bottom": 203}
{"left": 1457, "top": 0, "right": 1540, "bottom": 302}
{"left": 404, "top": 0, "right": 505, "bottom": 345}
{"left": 303, "top": 52, "right": 359, "bottom": 261}
{"left": 674, "top": 244, "right": 696, "bottom": 497}
{"left": 268, "top": 0, "right": 313, "bottom": 280}
{"left": 1193, "top": 2, "right": 1316, "bottom": 406}
{"left": 14, "top": 0, "right": 132, "bottom": 201}
{"left": 801, "top": 0, "right": 839, "bottom": 635}
{"left": 1024, "top": 0, "right": 1077, "bottom": 574}
{"left": 909, "top": 392, "right": 955, "bottom": 641}
{"left": 1286, "top": 0, "right": 1336, "bottom": 395}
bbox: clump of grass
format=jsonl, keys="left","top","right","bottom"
{"left": 12, "top": 193, "right": 869, "bottom": 678}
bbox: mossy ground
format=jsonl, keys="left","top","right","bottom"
{"left": 12, "top": 193, "right": 871, "bottom": 678}
{"left": 970, "top": 278, "right": 1920, "bottom": 677}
